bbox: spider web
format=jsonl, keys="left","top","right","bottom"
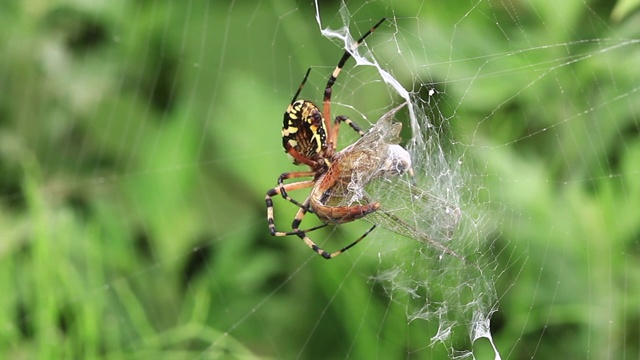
{"left": 1, "top": 0, "right": 640, "bottom": 359}
{"left": 309, "top": 3, "right": 500, "bottom": 357}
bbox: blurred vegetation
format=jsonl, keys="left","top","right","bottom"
{"left": 1, "top": 0, "right": 639, "bottom": 359}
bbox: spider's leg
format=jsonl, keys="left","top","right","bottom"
{"left": 290, "top": 68, "right": 312, "bottom": 104}
{"left": 289, "top": 198, "right": 329, "bottom": 234}
{"left": 283, "top": 141, "right": 317, "bottom": 168}
{"left": 266, "top": 180, "right": 313, "bottom": 236}
{"left": 297, "top": 224, "right": 377, "bottom": 259}
{"left": 285, "top": 196, "right": 376, "bottom": 258}
{"left": 323, "top": 18, "right": 387, "bottom": 148}
{"left": 267, "top": 181, "right": 329, "bottom": 236}
{"left": 276, "top": 171, "right": 316, "bottom": 208}
{"left": 334, "top": 115, "right": 365, "bottom": 138}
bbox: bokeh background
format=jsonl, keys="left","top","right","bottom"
{"left": 1, "top": 0, "right": 639, "bottom": 359}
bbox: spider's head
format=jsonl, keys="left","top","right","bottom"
{"left": 282, "top": 99, "right": 328, "bottom": 166}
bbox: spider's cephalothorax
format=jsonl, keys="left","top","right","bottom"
{"left": 266, "top": 18, "right": 412, "bottom": 260}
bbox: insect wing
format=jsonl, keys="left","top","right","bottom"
{"left": 364, "top": 180, "right": 462, "bottom": 248}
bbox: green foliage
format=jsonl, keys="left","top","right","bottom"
{"left": 1, "top": 0, "right": 639, "bottom": 359}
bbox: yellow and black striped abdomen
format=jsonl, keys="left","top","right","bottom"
{"left": 282, "top": 99, "right": 327, "bottom": 164}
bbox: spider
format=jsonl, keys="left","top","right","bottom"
{"left": 265, "top": 18, "right": 413, "bottom": 259}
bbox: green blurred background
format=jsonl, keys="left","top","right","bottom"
{"left": 1, "top": 0, "right": 640, "bottom": 359}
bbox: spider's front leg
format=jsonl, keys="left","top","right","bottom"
{"left": 326, "top": 115, "right": 364, "bottom": 155}
{"left": 334, "top": 115, "right": 365, "bottom": 139}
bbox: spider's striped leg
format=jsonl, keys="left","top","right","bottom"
{"left": 266, "top": 179, "right": 313, "bottom": 236}
{"left": 294, "top": 195, "right": 380, "bottom": 259}
{"left": 297, "top": 224, "right": 377, "bottom": 259}
{"left": 266, "top": 181, "right": 328, "bottom": 236}
{"left": 290, "top": 68, "right": 312, "bottom": 104}
{"left": 282, "top": 196, "right": 377, "bottom": 259}
{"left": 322, "top": 18, "right": 387, "bottom": 148}
{"left": 276, "top": 171, "right": 316, "bottom": 209}
{"left": 334, "top": 115, "right": 365, "bottom": 138}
